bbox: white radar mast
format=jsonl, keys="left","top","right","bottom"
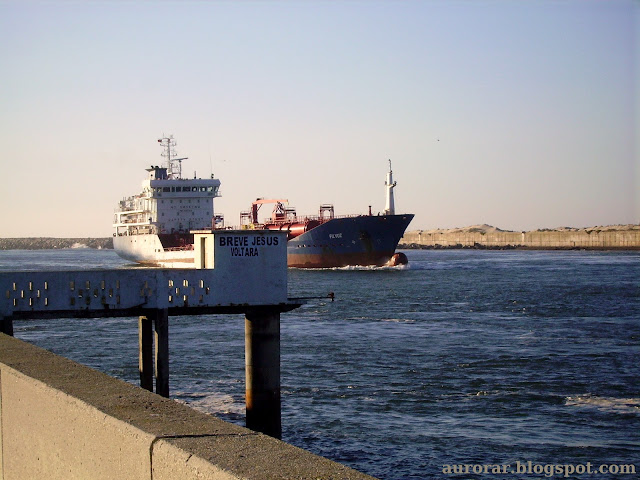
{"left": 158, "top": 135, "right": 188, "bottom": 179}
{"left": 384, "top": 159, "right": 397, "bottom": 215}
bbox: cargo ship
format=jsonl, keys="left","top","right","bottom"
{"left": 113, "top": 136, "right": 413, "bottom": 268}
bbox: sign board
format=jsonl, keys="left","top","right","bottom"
{"left": 194, "top": 230, "right": 288, "bottom": 305}
{"left": 0, "top": 230, "right": 290, "bottom": 318}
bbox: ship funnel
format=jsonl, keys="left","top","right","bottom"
{"left": 384, "top": 159, "right": 397, "bottom": 215}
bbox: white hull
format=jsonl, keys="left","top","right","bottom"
{"left": 113, "top": 234, "right": 195, "bottom": 268}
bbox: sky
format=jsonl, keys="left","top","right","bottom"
{"left": 1, "top": 0, "right": 638, "bottom": 237}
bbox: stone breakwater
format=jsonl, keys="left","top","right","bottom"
{"left": 400, "top": 225, "right": 640, "bottom": 250}
{"left": 0, "top": 237, "right": 113, "bottom": 250}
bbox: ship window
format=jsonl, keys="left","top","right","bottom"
{"left": 192, "top": 186, "right": 197, "bottom": 191}
{"left": 163, "top": 187, "right": 170, "bottom": 192}
{"left": 200, "top": 187, "right": 206, "bottom": 192}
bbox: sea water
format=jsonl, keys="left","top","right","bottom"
{"left": 1, "top": 248, "right": 638, "bottom": 479}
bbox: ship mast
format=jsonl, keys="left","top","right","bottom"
{"left": 384, "top": 159, "right": 397, "bottom": 215}
{"left": 158, "top": 135, "right": 188, "bottom": 179}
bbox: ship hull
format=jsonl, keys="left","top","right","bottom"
{"left": 286, "top": 214, "right": 414, "bottom": 268}
{"left": 114, "top": 214, "right": 413, "bottom": 268}
{"left": 113, "top": 233, "right": 195, "bottom": 267}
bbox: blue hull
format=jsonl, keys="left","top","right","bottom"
{"left": 287, "top": 214, "right": 414, "bottom": 268}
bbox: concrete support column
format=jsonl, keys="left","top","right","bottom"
{"left": 1, "top": 316, "right": 13, "bottom": 336}
{"left": 154, "top": 308, "right": 169, "bottom": 398}
{"left": 245, "top": 309, "right": 281, "bottom": 439}
{"left": 138, "top": 315, "right": 153, "bottom": 392}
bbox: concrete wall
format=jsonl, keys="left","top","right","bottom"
{"left": 401, "top": 228, "right": 640, "bottom": 249}
{"left": 0, "top": 334, "right": 375, "bottom": 480}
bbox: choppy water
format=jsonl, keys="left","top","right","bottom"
{"left": 1, "top": 249, "right": 639, "bottom": 479}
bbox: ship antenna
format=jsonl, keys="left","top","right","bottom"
{"left": 209, "top": 147, "right": 213, "bottom": 178}
{"left": 158, "top": 135, "right": 187, "bottom": 179}
{"left": 384, "top": 159, "right": 397, "bottom": 215}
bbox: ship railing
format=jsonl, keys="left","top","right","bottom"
{"left": 114, "top": 225, "right": 158, "bottom": 236}
{"left": 271, "top": 213, "right": 366, "bottom": 224}
{"left": 163, "top": 245, "right": 194, "bottom": 252}
{"left": 230, "top": 212, "right": 368, "bottom": 231}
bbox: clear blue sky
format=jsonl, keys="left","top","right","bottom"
{"left": 1, "top": 0, "right": 637, "bottom": 237}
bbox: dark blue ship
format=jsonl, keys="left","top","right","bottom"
{"left": 241, "top": 162, "right": 414, "bottom": 268}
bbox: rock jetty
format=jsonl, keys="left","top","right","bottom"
{"left": 400, "top": 224, "right": 640, "bottom": 250}
{"left": 0, "top": 238, "right": 113, "bottom": 250}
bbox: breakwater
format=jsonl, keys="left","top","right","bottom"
{"left": 400, "top": 225, "right": 640, "bottom": 250}
{"left": 0, "top": 237, "right": 113, "bottom": 250}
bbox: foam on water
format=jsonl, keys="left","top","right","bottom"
{"left": 565, "top": 395, "right": 640, "bottom": 415}
{"left": 293, "top": 263, "right": 409, "bottom": 272}
{"left": 174, "top": 391, "right": 245, "bottom": 416}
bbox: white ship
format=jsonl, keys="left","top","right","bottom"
{"left": 113, "top": 136, "right": 221, "bottom": 267}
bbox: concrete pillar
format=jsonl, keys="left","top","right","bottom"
{"left": 154, "top": 308, "right": 169, "bottom": 398}
{"left": 138, "top": 316, "right": 153, "bottom": 392}
{"left": 245, "top": 309, "right": 281, "bottom": 439}
{"left": 1, "top": 316, "right": 13, "bottom": 336}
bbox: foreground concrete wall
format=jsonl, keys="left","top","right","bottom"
{"left": 0, "top": 334, "right": 375, "bottom": 480}
{"left": 401, "top": 228, "right": 640, "bottom": 249}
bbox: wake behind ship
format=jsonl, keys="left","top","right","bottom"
{"left": 113, "top": 137, "right": 413, "bottom": 268}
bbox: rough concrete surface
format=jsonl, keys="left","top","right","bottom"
{"left": 401, "top": 224, "right": 640, "bottom": 249}
{"left": 0, "top": 334, "right": 376, "bottom": 480}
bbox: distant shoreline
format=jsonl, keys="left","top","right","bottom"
{"left": 0, "top": 238, "right": 113, "bottom": 250}
{"left": 398, "top": 243, "right": 640, "bottom": 251}
{"left": 1, "top": 224, "right": 639, "bottom": 251}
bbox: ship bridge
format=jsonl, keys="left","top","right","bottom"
{"left": 114, "top": 137, "right": 222, "bottom": 237}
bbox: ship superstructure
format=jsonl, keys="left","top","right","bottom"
{"left": 113, "top": 136, "right": 221, "bottom": 266}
